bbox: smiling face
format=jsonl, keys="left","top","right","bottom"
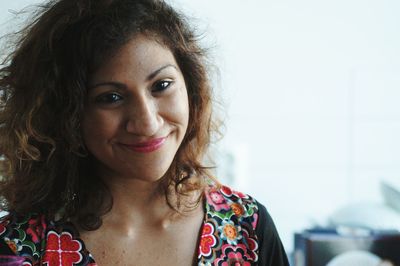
{"left": 82, "top": 35, "right": 189, "bottom": 182}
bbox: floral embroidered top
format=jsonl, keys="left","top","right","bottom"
{"left": 0, "top": 185, "right": 289, "bottom": 266}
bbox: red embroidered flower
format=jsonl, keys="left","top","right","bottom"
{"left": 223, "top": 251, "right": 251, "bottom": 266}
{"left": 221, "top": 185, "right": 249, "bottom": 200}
{"left": 0, "top": 221, "right": 7, "bottom": 235}
{"left": 205, "top": 189, "right": 230, "bottom": 211}
{"left": 242, "top": 228, "right": 258, "bottom": 261}
{"left": 26, "top": 216, "right": 46, "bottom": 243}
{"left": 214, "top": 244, "right": 253, "bottom": 266}
{"left": 43, "top": 231, "right": 83, "bottom": 266}
{"left": 220, "top": 186, "right": 233, "bottom": 197}
{"left": 233, "top": 190, "right": 248, "bottom": 199}
{"left": 198, "top": 222, "right": 217, "bottom": 257}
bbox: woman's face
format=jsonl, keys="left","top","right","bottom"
{"left": 82, "top": 34, "right": 189, "bottom": 182}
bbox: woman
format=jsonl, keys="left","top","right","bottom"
{"left": 0, "top": 0, "right": 289, "bottom": 265}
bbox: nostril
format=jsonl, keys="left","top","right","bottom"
{"left": 124, "top": 94, "right": 165, "bottom": 136}
{"left": 125, "top": 111, "right": 162, "bottom": 136}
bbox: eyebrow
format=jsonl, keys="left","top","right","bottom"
{"left": 146, "top": 64, "right": 177, "bottom": 81}
{"left": 89, "top": 64, "right": 178, "bottom": 90}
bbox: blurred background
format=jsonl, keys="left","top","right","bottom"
{"left": 1, "top": 0, "right": 400, "bottom": 257}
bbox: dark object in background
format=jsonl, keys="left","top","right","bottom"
{"left": 294, "top": 227, "right": 400, "bottom": 266}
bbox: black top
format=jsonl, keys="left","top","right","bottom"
{"left": 256, "top": 202, "right": 290, "bottom": 265}
{"left": 0, "top": 185, "right": 290, "bottom": 265}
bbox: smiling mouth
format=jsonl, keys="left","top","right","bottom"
{"left": 124, "top": 137, "right": 167, "bottom": 153}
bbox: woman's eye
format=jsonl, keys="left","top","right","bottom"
{"left": 153, "top": 80, "right": 172, "bottom": 92}
{"left": 94, "top": 93, "right": 122, "bottom": 104}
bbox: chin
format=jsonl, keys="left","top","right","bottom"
{"left": 121, "top": 165, "right": 171, "bottom": 182}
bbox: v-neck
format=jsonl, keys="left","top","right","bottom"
{"left": 67, "top": 194, "right": 209, "bottom": 266}
{"left": 0, "top": 184, "right": 261, "bottom": 265}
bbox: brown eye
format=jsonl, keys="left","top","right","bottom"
{"left": 95, "top": 93, "right": 123, "bottom": 104}
{"left": 152, "top": 80, "right": 172, "bottom": 92}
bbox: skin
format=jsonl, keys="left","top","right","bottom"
{"left": 80, "top": 34, "right": 204, "bottom": 265}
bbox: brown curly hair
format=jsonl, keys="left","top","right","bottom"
{"left": 0, "top": 0, "right": 217, "bottom": 230}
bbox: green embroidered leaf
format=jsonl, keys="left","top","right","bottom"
{"left": 16, "top": 229, "right": 26, "bottom": 241}
{"left": 21, "top": 241, "right": 36, "bottom": 253}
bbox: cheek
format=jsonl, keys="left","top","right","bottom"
{"left": 179, "top": 97, "right": 190, "bottom": 130}
{"left": 161, "top": 87, "right": 189, "bottom": 129}
{"left": 82, "top": 111, "right": 120, "bottom": 145}
{"left": 177, "top": 89, "right": 190, "bottom": 127}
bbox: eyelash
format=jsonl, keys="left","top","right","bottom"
{"left": 93, "top": 80, "right": 173, "bottom": 104}
{"left": 152, "top": 80, "right": 173, "bottom": 93}
{"left": 94, "top": 93, "right": 122, "bottom": 104}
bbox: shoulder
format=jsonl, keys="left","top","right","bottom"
{"left": 0, "top": 211, "right": 48, "bottom": 261}
{"left": 202, "top": 183, "right": 289, "bottom": 265}
{"left": 204, "top": 184, "right": 260, "bottom": 228}
{"left": 255, "top": 203, "right": 290, "bottom": 265}
{"left": 0, "top": 211, "right": 95, "bottom": 265}
{"left": 201, "top": 184, "right": 261, "bottom": 263}
{"left": 203, "top": 183, "right": 283, "bottom": 232}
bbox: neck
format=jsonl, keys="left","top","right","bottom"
{"left": 81, "top": 165, "right": 204, "bottom": 235}
{"left": 104, "top": 176, "right": 167, "bottom": 215}
{"left": 99, "top": 175, "right": 202, "bottom": 235}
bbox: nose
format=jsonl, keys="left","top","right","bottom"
{"left": 125, "top": 95, "right": 163, "bottom": 136}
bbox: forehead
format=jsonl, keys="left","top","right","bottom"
{"left": 90, "top": 34, "right": 179, "bottom": 83}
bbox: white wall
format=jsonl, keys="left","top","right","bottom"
{"left": 2, "top": 0, "right": 400, "bottom": 253}
{"left": 170, "top": 0, "right": 400, "bottom": 253}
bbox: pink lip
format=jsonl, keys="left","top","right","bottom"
{"left": 124, "top": 137, "right": 167, "bottom": 153}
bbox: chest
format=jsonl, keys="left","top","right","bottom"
{"left": 16, "top": 186, "right": 261, "bottom": 265}
{"left": 85, "top": 234, "right": 198, "bottom": 266}
{"left": 81, "top": 216, "right": 203, "bottom": 266}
